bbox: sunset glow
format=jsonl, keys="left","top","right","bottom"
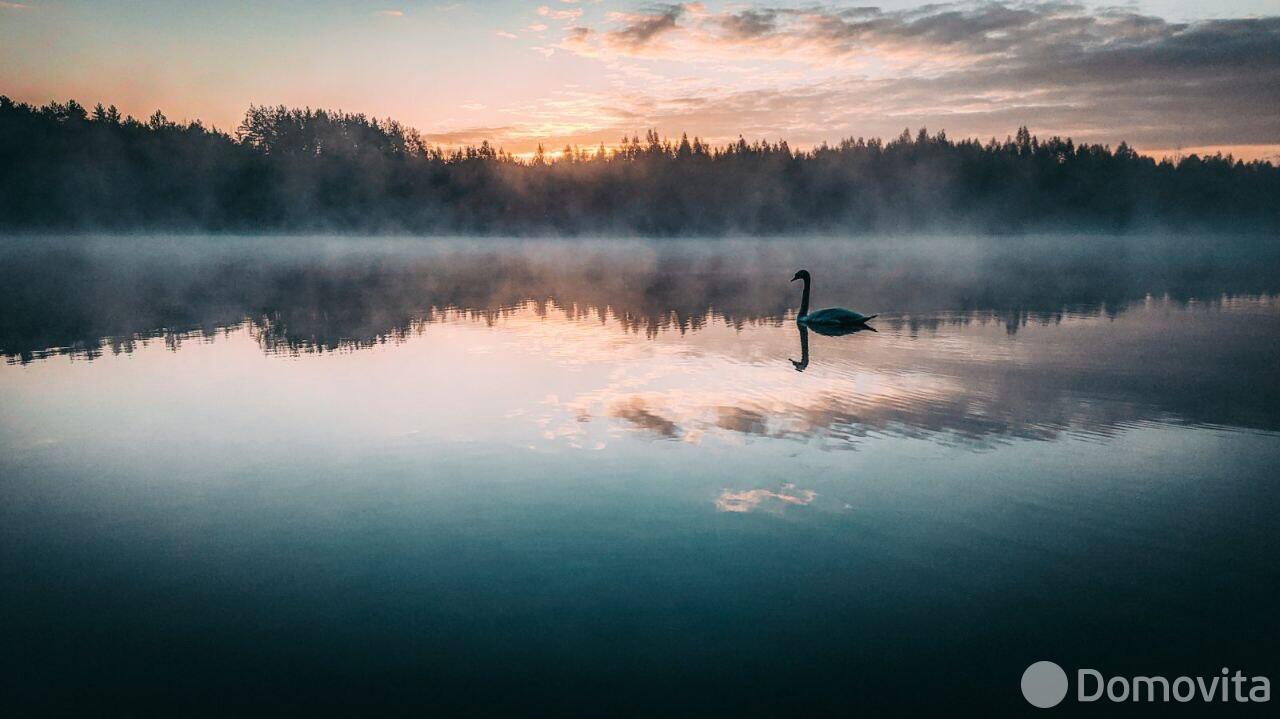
{"left": 3, "top": 1, "right": 1277, "bottom": 159}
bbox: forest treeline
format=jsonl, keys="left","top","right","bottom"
{"left": 2, "top": 96, "right": 1277, "bottom": 234}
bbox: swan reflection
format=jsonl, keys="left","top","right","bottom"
{"left": 791, "top": 323, "right": 876, "bottom": 372}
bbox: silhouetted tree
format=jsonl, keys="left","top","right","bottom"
{"left": 2, "top": 95, "right": 1277, "bottom": 234}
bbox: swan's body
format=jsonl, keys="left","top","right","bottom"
{"left": 801, "top": 307, "right": 877, "bottom": 325}
{"left": 791, "top": 270, "right": 876, "bottom": 327}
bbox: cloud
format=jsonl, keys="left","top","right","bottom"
{"left": 564, "top": 26, "right": 592, "bottom": 44}
{"left": 422, "top": 126, "right": 516, "bottom": 145}
{"left": 375, "top": 9, "right": 403, "bottom": 17}
{"left": 534, "top": 1, "right": 1280, "bottom": 150}
{"left": 604, "top": 3, "right": 698, "bottom": 50}
{"left": 495, "top": 30, "right": 518, "bottom": 39}
{"left": 537, "top": 4, "right": 583, "bottom": 21}
{"left": 718, "top": 9, "right": 777, "bottom": 40}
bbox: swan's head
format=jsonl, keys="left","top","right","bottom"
{"left": 791, "top": 269, "right": 810, "bottom": 282}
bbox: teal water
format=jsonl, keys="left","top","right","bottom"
{"left": 2, "top": 237, "right": 1278, "bottom": 714}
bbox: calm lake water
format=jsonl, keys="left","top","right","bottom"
{"left": 2, "top": 236, "right": 1278, "bottom": 714}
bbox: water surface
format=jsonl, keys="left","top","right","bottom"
{"left": 2, "top": 236, "right": 1278, "bottom": 714}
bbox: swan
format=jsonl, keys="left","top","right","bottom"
{"left": 791, "top": 269, "right": 877, "bottom": 327}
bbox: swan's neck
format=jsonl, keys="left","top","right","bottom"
{"left": 792, "top": 326, "right": 810, "bottom": 371}
{"left": 798, "top": 278, "right": 810, "bottom": 318}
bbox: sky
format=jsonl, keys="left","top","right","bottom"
{"left": 2, "top": 1, "right": 1278, "bottom": 160}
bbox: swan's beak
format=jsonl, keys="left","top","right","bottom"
{"left": 790, "top": 275, "right": 799, "bottom": 282}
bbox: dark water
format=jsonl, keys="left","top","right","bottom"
{"left": 2, "top": 236, "right": 1278, "bottom": 715}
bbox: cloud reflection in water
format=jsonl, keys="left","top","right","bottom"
{"left": 716, "top": 484, "right": 817, "bottom": 513}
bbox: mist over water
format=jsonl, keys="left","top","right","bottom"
{"left": 4, "top": 233, "right": 1278, "bottom": 356}
{"left": 2, "top": 235, "right": 1278, "bottom": 713}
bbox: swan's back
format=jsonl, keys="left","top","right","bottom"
{"left": 801, "top": 308, "right": 876, "bottom": 325}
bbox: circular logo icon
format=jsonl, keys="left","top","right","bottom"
{"left": 1022, "top": 661, "right": 1069, "bottom": 708}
